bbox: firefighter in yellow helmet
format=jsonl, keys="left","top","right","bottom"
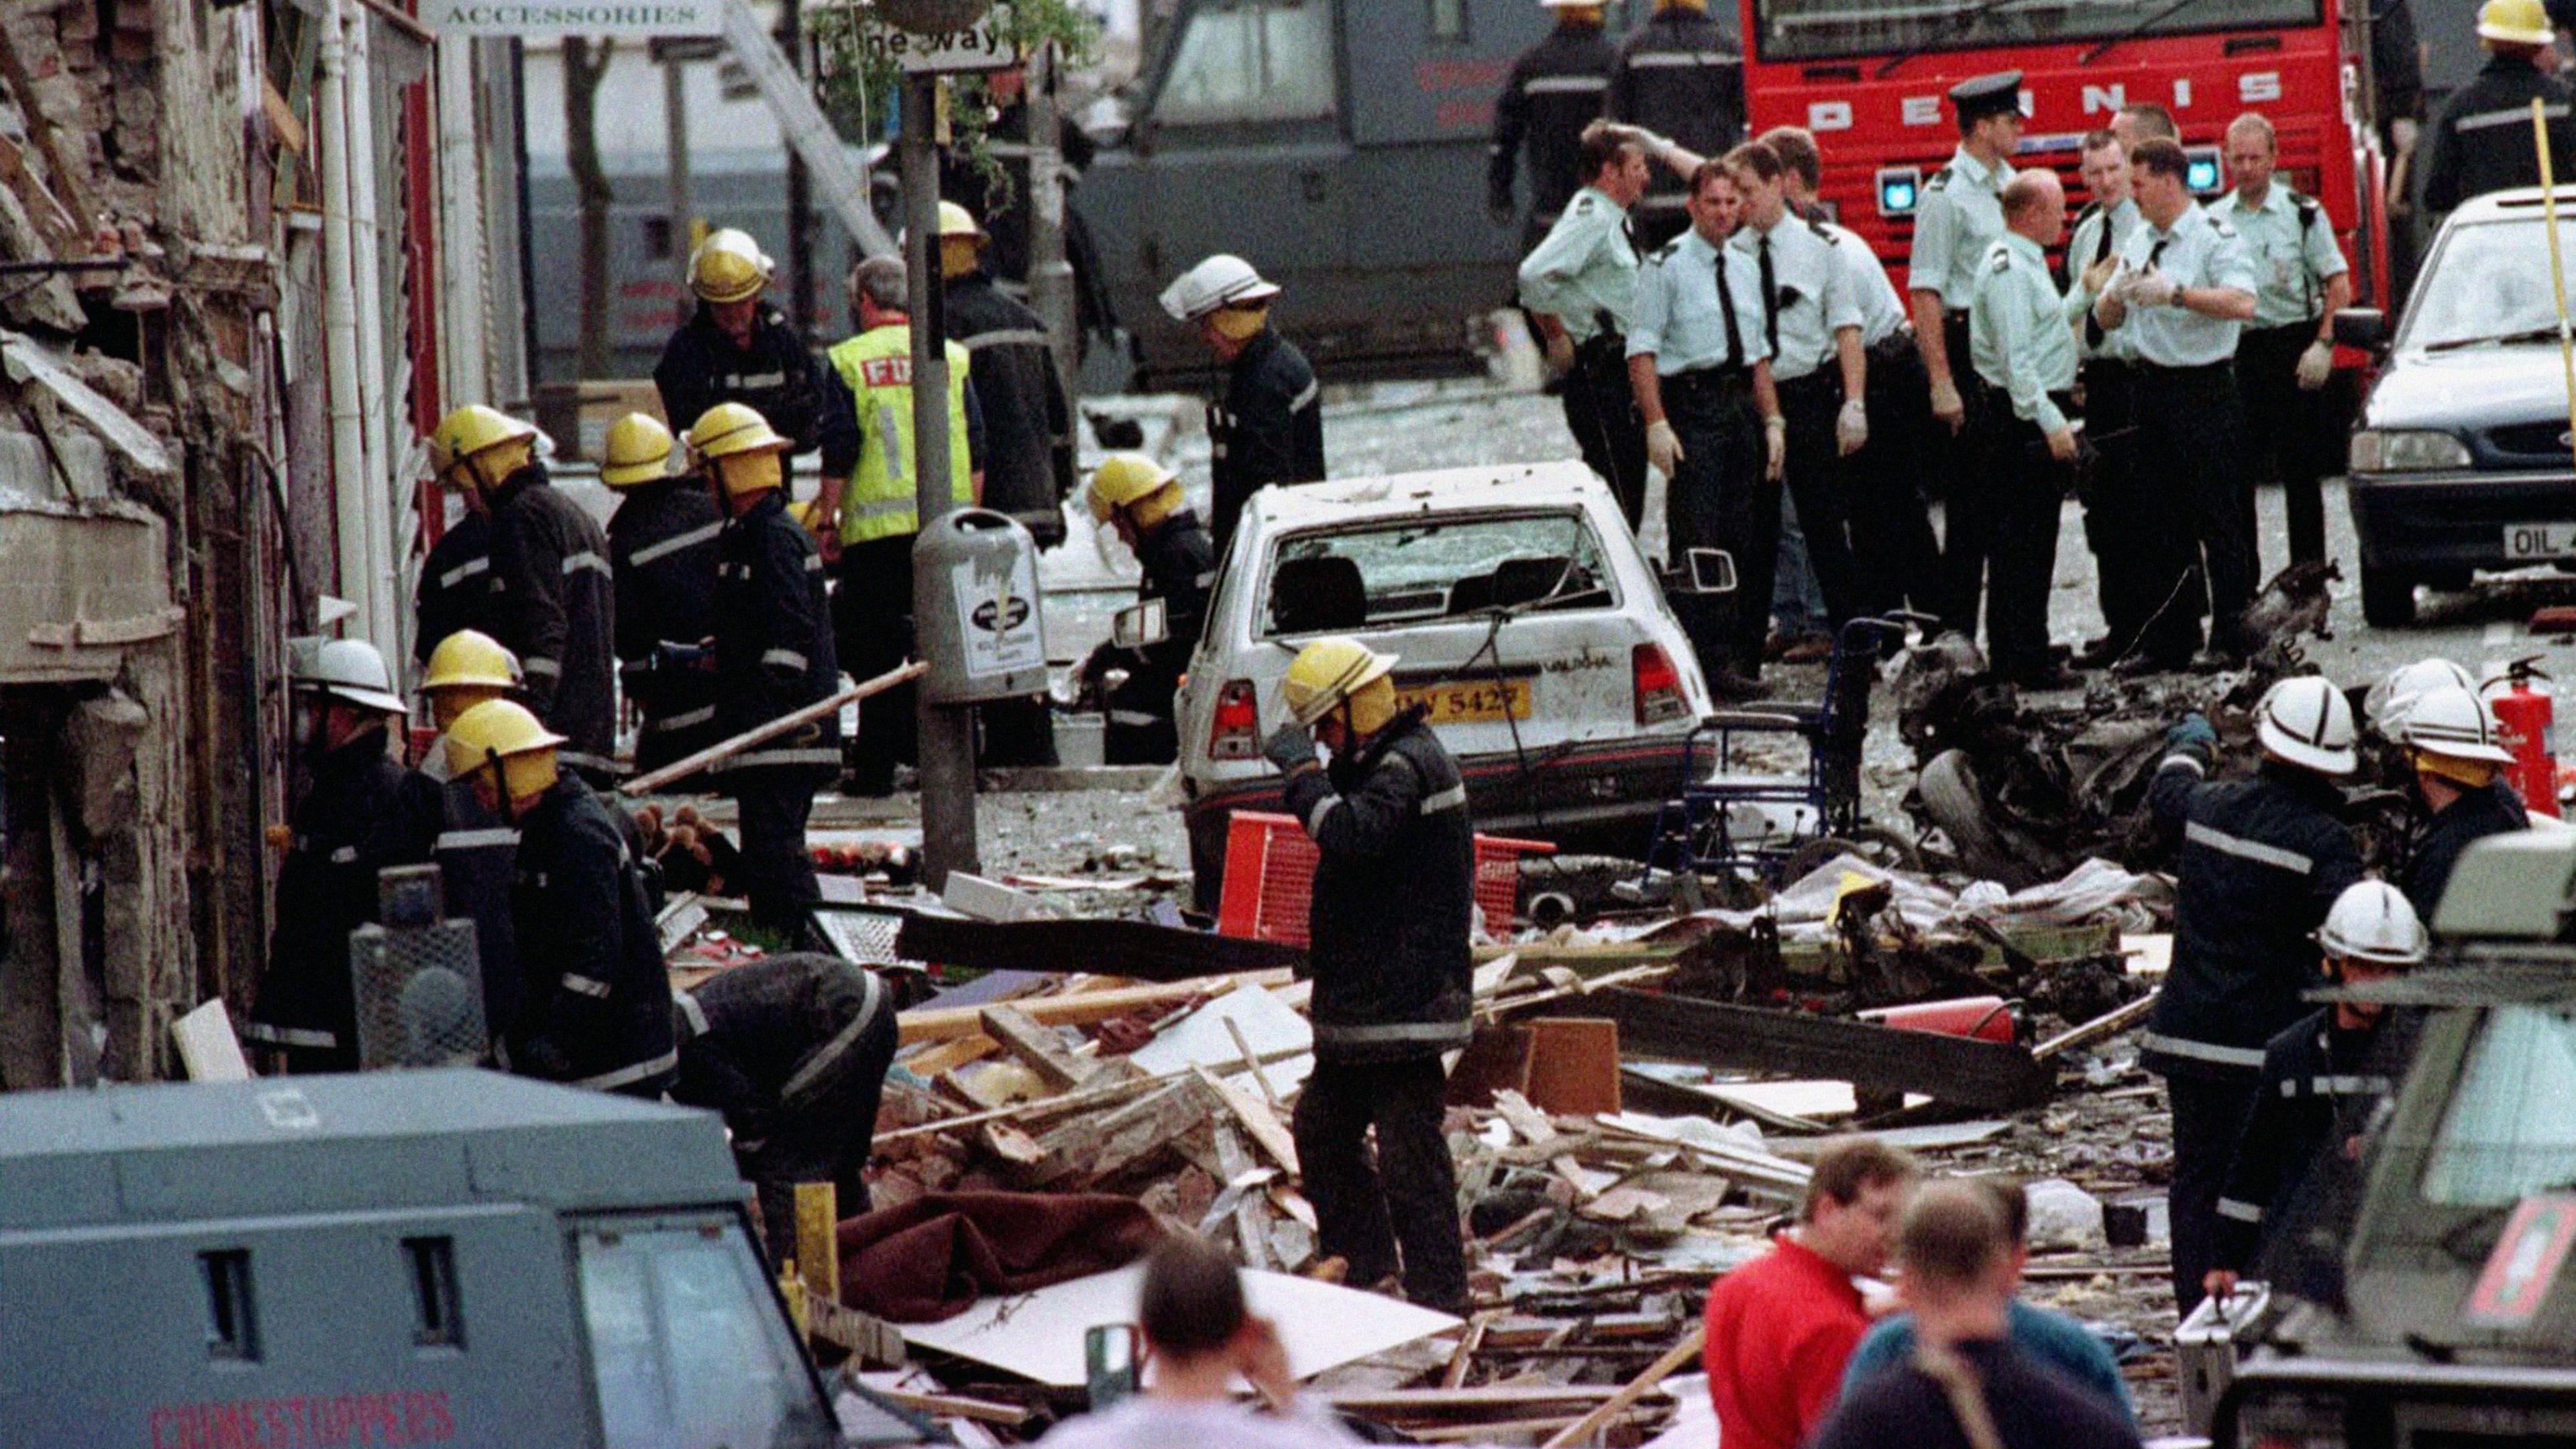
{"left": 406, "top": 629, "right": 527, "bottom": 1052}
{"left": 943, "top": 197, "right": 1075, "bottom": 767}
{"left": 448, "top": 698, "right": 676, "bottom": 1096}
{"left": 419, "top": 629, "right": 521, "bottom": 757}
{"left": 1081, "top": 453, "right": 1213, "bottom": 763}
{"left": 601, "top": 411, "right": 724, "bottom": 772}
{"left": 1263, "top": 635, "right": 1474, "bottom": 1313}
{"left": 810, "top": 254, "right": 985, "bottom": 795}
{"left": 2418, "top": 0, "right": 2576, "bottom": 221}
{"left": 425, "top": 402, "right": 621, "bottom": 786}
{"left": 688, "top": 402, "right": 840, "bottom": 942}
{"left": 653, "top": 228, "right": 827, "bottom": 455}
{"left": 413, "top": 408, "right": 525, "bottom": 672}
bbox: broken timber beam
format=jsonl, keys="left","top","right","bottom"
{"left": 1568, "top": 988, "right": 2053, "bottom": 1112}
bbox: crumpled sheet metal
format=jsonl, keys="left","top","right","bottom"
{"left": 1682, "top": 853, "right": 2169, "bottom": 942}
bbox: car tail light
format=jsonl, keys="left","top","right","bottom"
{"left": 1634, "top": 643, "right": 1688, "bottom": 725}
{"left": 1210, "top": 679, "right": 1261, "bottom": 760}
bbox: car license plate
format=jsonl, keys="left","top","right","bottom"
{"left": 2506, "top": 524, "right": 2576, "bottom": 560}
{"left": 1397, "top": 678, "right": 1532, "bottom": 723}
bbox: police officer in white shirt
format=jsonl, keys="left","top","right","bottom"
{"left": 1521, "top": 121, "right": 1656, "bottom": 526}
{"left": 2092, "top": 136, "right": 2263, "bottom": 672}
{"left": 2064, "top": 129, "right": 2152, "bottom": 665}
{"left": 2221, "top": 111, "right": 2352, "bottom": 573}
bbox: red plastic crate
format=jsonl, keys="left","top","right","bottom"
{"left": 1215, "top": 810, "right": 1551, "bottom": 947}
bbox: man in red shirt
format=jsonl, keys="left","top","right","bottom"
{"left": 1704, "top": 1136, "right": 1919, "bottom": 1449}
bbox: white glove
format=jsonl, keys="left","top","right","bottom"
{"left": 2125, "top": 267, "right": 2178, "bottom": 309}
{"left": 1646, "top": 419, "right": 1685, "bottom": 477}
{"left": 1764, "top": 417, "right": 1787, "bottom": 481}
{"left": 2296, "top": 339, "right": 2334, "bottom": 390}
{"left": 2392, "top": 117, "right": 2420, "bottom": 154}
{"left": 1836, "top": 398, "right": 1869, "bottom": 456}
{"left": 1929, "top": 377, "right": 1965, "bottom": 431}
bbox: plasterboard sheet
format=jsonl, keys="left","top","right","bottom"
{"left": 1130, "top": 983, "right": 1313, "bottom": 1092}
{"left": 902, "top": 1265, "right": 1459, "bottom": 1387}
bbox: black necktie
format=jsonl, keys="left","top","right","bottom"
{"left": 2149, "top": 235, "right": 2169, "bottom": 270}
{"left": 1757, "top": 231, "right": 1780, "bottom": 360}
{"left": 1714, "top": 250, "right": 1746, "bottom": 369}
{"left": 2093, "top": 211, "right": 2115, "bottom": 266}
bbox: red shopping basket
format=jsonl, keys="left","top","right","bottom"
{"left": 1214, "top": 810, "right": 1551, "bottom": 947}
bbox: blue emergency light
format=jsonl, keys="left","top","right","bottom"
{"left": 1877, "top": 167, "right": 1921, "bottom": 217}
{"left": 2186, "top": 147, "right": 2223, "bottom": 194}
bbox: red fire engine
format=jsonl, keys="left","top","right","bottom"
{"left": 1739, "top": 0, "right": 2392, "bottom": 304}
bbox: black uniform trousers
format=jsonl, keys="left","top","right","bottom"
{"left": 2134, "top": 360, "right": 2255, "bottom": 663}
{"left": 2167, "top": 1070, "right": 2261, "bottom": 1315}
{"left": 833, "top": 534, "right": 920, "bottom": 795}
{"left": 733, "top": 780, "right": 821, "bottom": 932}
{"left": 2080, "top": 358, "right": 2158, "bottom": 654}
{"left": 1566, "top": 331, "right": 1650, "bottom": 530}
{"left": 1972, "top": 396, "right": 2076, "bottom": 680}
{"left": 2234, "top": 322, "right": 2334, "bottom": 571}
{"left": 741, "top": 1002, "right": 898, "bottom": 1257}
{"left": 1662, "top": 366, "right": 1771, "bottom": 680}
{"left": 1775, "top": 371, "right": 1862, "bottom": 629}
{"left": 1847, "top": 337, "right": 1947, "bottom": 619}
{"left": 1933, "top": 312, "right": 2003, "bottom": 638}
{"left": 1291, "top": 1056, "right": 1470, "bottom": 1313}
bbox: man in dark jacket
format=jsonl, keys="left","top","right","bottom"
{"left": 414, "top": 511, "right": 501, "bottom": 672}
{"left": 2395, "top": 682, "right": 2528, "bottom": 916}
{"left": 672, "top": 953, "right": 896, "bottom": 1255}
{"left": 1490, "top": 0, "right": 1619, "bottom": 250}
{"left": 1607, "top": 0, "right": 1745, "bottom": 247}
{"left": 1263, "top": 636, "right": 1474, "bottom": 1313}
{"left": 2206, "top": 881, "right": 2428, "bottom": 1307}
{"left": 1084, "top": 453, "right": 1216, "bottom": 764}
{"left": 601, "top": 412, "right": 723, "bottom": 775}
{"left": 690, "top": 402, "right": 841, "bottom": 941}
{"left": 1160, "top": 254, "right": 1325, "bottom": 552}
{"left": 2418, "top": 0, "right": 2576, "bottom": 223}
{"left": 942, "top": 199, "right": 1070, "bottom": 768}
{"left": 653, "top": 228, "right": 827, "bottom": 455}
{"left": 2144, "top": 675, "right": 2363, "bottom": 1314}
{"left": 427, "top": 405, "right": 620, "bottom": 786}
{"left": 447, "top": 698, "right": 676, "bottom": 1097}
{"left": 248, "top": 638, "right": 435, "bottom": 1073}
{"left": 408, "top": 629, "right": 526, "bottom": 1045}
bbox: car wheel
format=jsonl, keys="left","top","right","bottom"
{"left": 2359, "top": 564, "right": 2418, "bottom": 628}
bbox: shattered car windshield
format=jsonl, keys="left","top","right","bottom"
{"left": 1259, "top": 511, "right": 1615, "bottom": 637}
{"left": 2420, "top": 1006, "right": 2576, "bottom": 1207}
{"left": 2402, "top": 219, "right": 2576, "bottom": 353}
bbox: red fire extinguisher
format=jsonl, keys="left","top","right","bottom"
{"left": 2491, "top": 655, "right": 2559, "bottom": 818}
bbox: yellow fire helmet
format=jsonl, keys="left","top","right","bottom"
{"left": 599, "top": 413, "right": 677, "bottom": 488}
{"left": 686, "top": 401, "right": 792, "bottom": 497}
{"left": 690, "top": 227, "right": 774, "bottom": 305}
{"left": 2479, "top": 0, "right": 2554, "bottom": 44}
{"left": 1086, "top": 452, "right": 1181, "bottom": 523}
{"left": 421, "top": 629, "right": 522, "bottom": 693}
{"left": 427, "top": 404, "right": 539, "bottom": 492}
{"left": 1281, "top": 635, "right": 1399, "bottom": 729}
{"left": 443, "top": 698, "right": 565, "bottom": 800}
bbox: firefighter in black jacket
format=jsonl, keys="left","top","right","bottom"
{"left": 447, "top": 698, "right": 675, "bottom": 1097}
{"left": 1085, "top": 453, "right": 1216, "bottom": 764}
{"left": 2206, "top": 880, "right": 2428, "bottom": 1305}
{"left": 690, "top": 402, "right": 841, "bottom": 941}
{"left": 600, "top": 412, "right": 724, "bottom": 775}
{"left": 1264, "top": 637, "right": 1474, "bottom": 1314}
{"left": 672, "top": 953, "right": 896, "bottom": 1255}
{"left": 1160, "top": 254, "right": 1325, "bottom": 553}
{"left": 1489, "top": 0, "right": 1619, "bottom": 249}
{"left": 942, "top": 200, "right": 1069, "bottom": 769}
{"left": 414, "top": 511, "right": 500, "bottom": 672}
{"left": 1607, "top": 0, "right": 1745, "bottom": 246}
{"left": 652, "top": 229, "right": 826, "bottom": 455}
{"left": 2394, "top": 683, "right": 2529, "bottom": 916}
{"left": 248, "top": 639, "right": 434, "bottom": 1072}
{"left": 427, "top": 405, "right": 620, "bottom": 786}
{"left": 408, "top": 629, "right": 528, "bottom": 1046}
{"left": 2418, "top": 0, "right": 2576, "bottom": 223}
{"left": 2145, "top": 676, "right": 2363, "bottom": 1315}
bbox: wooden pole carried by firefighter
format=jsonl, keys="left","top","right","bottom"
{"left": 2532, "top": 98, "right": 2576, "bottom": 460}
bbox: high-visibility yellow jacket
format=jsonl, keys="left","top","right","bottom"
{"left": 825, "top": 324, "right": 974, "bottom": 545}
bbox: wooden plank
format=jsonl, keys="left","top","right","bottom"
{"left": 2033, "top": 994, "right": 2157, "bottom": 1060}
{"left": 977, "top": 1005, "right": 1093, "bottom": 1092}
{"left": 1323, "top": 1385, "right": 1670, "bottom": 1416}
{"left": 795, "top": 1182, "right": 840, "bottom": 1304}
{"left": 896, "top": 912, "right": 1304, "bottom": 983}
{"left": 863, "top": 1387, "right": 1026, "bottom": 1426}
{"left": 1518, "top": 1018, "right": 1623, "bottom": 1114}
{"left": 1571, "top": 989, "right": 2053, "bottom": 1111}
{"left": 1540, "top": 1325, "right": 1706, "bottom": 1448}
{"left": 1193, "top": 1065, "right": 1299, "bottom": 1175}
{"left": 899, "top": 971, "right": 1295, "bottom": 1044}
{"left": 624, "top": 661, "right": 923, "bottom": 795}
{"left": 1442, "top": 1309, "right": 1501, "bottom": 1391}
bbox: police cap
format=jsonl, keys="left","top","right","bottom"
{"left": 1948, "top": 70, "right": 2023, "bottom": 123}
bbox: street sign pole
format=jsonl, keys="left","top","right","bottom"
{"left": 904, "top": 70, "right": 979, "bottom": 889}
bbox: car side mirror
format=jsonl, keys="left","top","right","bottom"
{"left": 2332, "top": 307, "right": 2387, "bottom": 352}
{"left": 1671, "top": 547, "right": 1738, "bottom": 596}
{"left": 1113, "top": 598, "right": 1169, "bottom": 650}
